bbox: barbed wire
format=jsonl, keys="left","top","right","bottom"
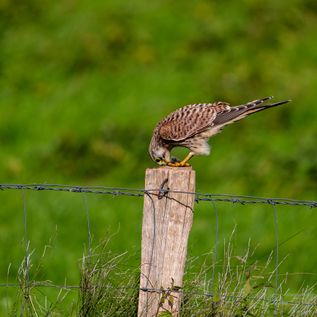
{"left": 0, "top": 183, "right": 316, "bottom": 207}
{"left": 0, "top": 182, "right": 316, "bottom": 314}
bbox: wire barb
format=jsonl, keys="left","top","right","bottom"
{"left": 158, "top": 178, "right": 169, "bottom": 199}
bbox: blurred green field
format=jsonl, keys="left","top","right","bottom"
{"left": 0, "top": 0, "right": 316, "bottom": 313}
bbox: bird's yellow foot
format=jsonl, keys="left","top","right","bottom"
{"left": 167, "top": 161, "right": 191, "bottom": 167}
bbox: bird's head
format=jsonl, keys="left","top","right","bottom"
{"left": 149, "top": 145, "right": 171, "bottom": 166}
{"left": 149, "top": 126, "right": 172, "bottom": 165}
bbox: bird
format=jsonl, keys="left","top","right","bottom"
{"left": 149, "top": 96, "right": 290, "bottom": 167}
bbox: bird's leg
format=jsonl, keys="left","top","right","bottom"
{"left": 179, "top": 152, "right": 194, "bottom": 166}
{"left": 167, "top": 152, "right": 194, "bottom": 167}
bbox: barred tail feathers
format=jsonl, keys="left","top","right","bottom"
{"left": 213, "top": 97, "right": 290, "bottom": 125}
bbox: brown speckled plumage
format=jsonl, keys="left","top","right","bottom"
{"left": 149, "top": 97, "right": 290, "bottom": 167}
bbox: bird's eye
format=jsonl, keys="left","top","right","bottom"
{"left": 155, "top": 158, "right": 161, "bottom": 162}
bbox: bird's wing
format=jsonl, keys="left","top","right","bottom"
{"left": 159, "top": 97, "right": 290, "bottom": 141}
{"left": 159, "top": 102, "right": 230, "bottom": 141}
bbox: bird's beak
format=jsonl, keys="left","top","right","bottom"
{"left": 157, "top": 160, "right": 167, "bottom": 166}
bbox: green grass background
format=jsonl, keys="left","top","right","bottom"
{"left": 0, "top": 0, "right": 316, "bottom": 312}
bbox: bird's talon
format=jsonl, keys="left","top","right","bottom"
{"left": 166, "top": 161, "right": 190, "bottom": 167}
{"left": 167, "top": 162, "right": 179, "bottom": 167}
{"left": 178, "top": 162, "right": 191, "bottom": 167}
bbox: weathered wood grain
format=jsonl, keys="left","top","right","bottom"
{"left": 138, "top": 167, "right": 195, "bottom": 317}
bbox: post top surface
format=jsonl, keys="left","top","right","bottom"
{"left": 146, "top": 166, "right": 193, "bottom": 171}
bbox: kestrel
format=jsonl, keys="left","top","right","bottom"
{"left": 149, "top": 96, "right": 290, "bottom": 167}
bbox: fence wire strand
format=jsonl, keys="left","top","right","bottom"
{"left": 21, "top": 190, "right": 29, "bottom": 286}
{"left": 209, "top": 200, "right": 219, "bottom": 295}
{"left": 0, "top": 282, "right": 315, "bottom": 308}
{"left": 143, "top": 191, "right": 157, "bottom": 315}
{"left": 21, "top": 189, "right": 30, "bottom": 316}
{"left": 271, "top": 202, "right": 279, "bottom": 297}
{"left": 0, "top": 183, "right": 315, "bottom": 207}
{"left": 81, "top": 192, "right": 92, "bottom": 261}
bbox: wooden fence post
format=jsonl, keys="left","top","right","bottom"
{"left": 138, "top": 167, "right": 196, "bottom": 317}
